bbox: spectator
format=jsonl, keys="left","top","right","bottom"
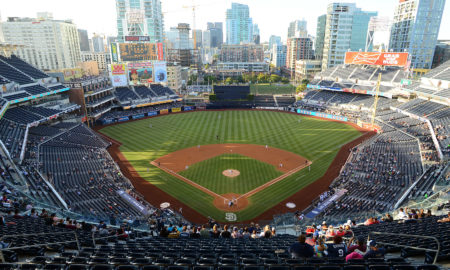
{"left": 190, "top": 227, "right": 200, "bottom": 238}
{"left": 289, "top": 234, "right": 314, "bottom": 258}
{"left": 211, "top": 225, "right": 221, "bottom": 238}
{"left": 179, "top": 226, "right": 190, "bottom": 238}
{"left": 347, "top": 236, "right": 367, "bottom": 254}
{"left": 159, "top": 226, "right": 169, "bottom": 238}
{"left": 364, "top": 240, "right": 386, "bottom": 259}
{"left": 313, "top": 237, "right": 328, "bottom": 258}
{"left": 231, "top": 227, "right": 242, "bottom": 238}
{"left": 221, "top": 225, "right": 231, "bottom": 238}
{"left": 200, "top": 225, "right": 210, "bottom": 238}
{"left": 242, "top": 227, "right": 250, "bottom": 239}
{"left": 12, "top": 209, "right": 22, "bottom": 219}
{"left": 397, "top": 208, "right": 408, "bottom": 220}
{"left": 325, "top": 225, "right": 336, "bottom": 239}
{"left": 381, "top": 213, "right": 393, "bottom": 222}
{"left": 327, "top": 235, "right": 347, "bottom": 258}
{"left": 437, "top": 212, "right": 450, "bottom": 223}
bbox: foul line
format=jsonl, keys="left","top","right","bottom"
{"left": 152, "top": 160, "right": 312, "bottom": 204}
{"left": 236, "top": 161, "right": 312, "bottom": 200}
{"left": 150, "top": 161, "right": 228, "bottom": 201}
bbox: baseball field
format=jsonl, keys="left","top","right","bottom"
{"left": 99, "top": 110, "right": 367, "bottom": 223}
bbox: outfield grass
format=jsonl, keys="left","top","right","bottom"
{"left": 179, "top": 154, "right": 283, "bottom": 194}
{"left": 250, "top": 84, "right": 295, "bottom": 95}
{"left": 100, "top": 110, "right": 361, "bottom": 222}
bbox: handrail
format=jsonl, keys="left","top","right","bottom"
{"left": 368, "top": 231, "right": 440, "bottom": 264}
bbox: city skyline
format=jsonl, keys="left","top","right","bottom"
{"left": 1, "top": 0, "right": 449, "bottom": 43}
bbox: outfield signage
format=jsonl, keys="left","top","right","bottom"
{"left": 125, "top": 36, "right": 150, "bottom": 42}
{"left": 102, "top": 119, "right": 115, "bottom": 125}
{"left": 160, "top": 109, "right": 169, "bottom": 115}
{"left": 297, "top": 109, "right": 348, "bottom": 122}
{"left": 132, "top": 114, "right": 145, "bottom": 120}
{"left": 118, "top": 116, "right": 129, "bottom": 122}
{"left": 183, "top": 106, "right": 194, "bottom": 111}
{"left": 147, "top": 111, "right": 158, "bottom": 117}
{"left": 171, "top": 107, "right": 181, "bottom": 113}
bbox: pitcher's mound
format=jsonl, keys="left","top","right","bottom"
{"left": 222, "top": 169, "right": 240, "bottom": 178}
{"left": 213, "top": 193, "right": 249, "bottom": 212}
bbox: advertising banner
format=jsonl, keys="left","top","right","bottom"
{"left": 111, "top": 74, "right": 128, "bottom": 87}
{"left": 183, "top": 106, "right": 193, "bottom": 111}
{"left": 125, "top": 36, "right": 150, "bottom": 42}
{"left": 63, "top": 68, "right": 83, "bottom": 81}
{"left": 111, "top": 64, "right": 126, "bottom": 75}
{"left": 117, "top": 190, "right": 150, "bottom": 215}
{"left": 127, "top": 62, "right": 153, "bottom": 85}
{"left": 154, "top": 61, "right": 167, "bottom": 83}
{"left": 344, "top": 52, "right": 409, "bottom": 66}
{"left": 119, "top": 43, "right": 159, "bottom": 61}
{"left": 147, "top": 111, "right": 157, "bottom": 117}
{"left": 157, "top": 43, "right": 164, "bottom": 61}
{"left": 160, "top": 109, "right": 169, "bottom": 115}
{"left": 132, "top": 114, "right": 145, "bottom": 120}
{"left": 171, "top": 107, "right": 181, "bottom": 113}
{"left": 118, "top": 116, "right": 129, "bottom": 122}
{"left": 297, "top": 109, "right": 348, "bottom": 122}
{"left": 102, "top": 119, "right": 115, "bottom": 125}
{"left": 110, "top": 43, "right": 119, "bottom": 63}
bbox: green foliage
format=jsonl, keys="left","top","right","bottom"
{"left": 270, "top": 74, "right": 281, "bottom": 83}
{"left": 281, "top": 77, "right": 290, "bottom": 84}
{"left": 209, "top": 94, "right": 217, "bottom": 101}
{"left": 296, "top": 84, "right": 307, "bottom": 93}
{"left": 301, "top": 79, "right": 310, "bottom": 85}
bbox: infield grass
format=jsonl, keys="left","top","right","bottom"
{"left": 179, "top": 154, "right": 283, "bottom": 194}
{"left": 99, "top": 110, "right": 362, "bottom": 222}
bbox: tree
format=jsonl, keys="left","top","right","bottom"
{"left": 296, "top": 84, "right": 307, "bottom": 93}
{"left": 301, "top": 79, "right": 310, "bottom": 85}
{"left": 225, "top": 77, "right": 233, "bottom": 85}
{"left": 281, "top": 77, "right": 290, "bottom": 84}
{"left": 187, "top": 74, "right": 198, "bottom": 86}
{"left": 270, "top": 74, "right": 281, "bottom": 83}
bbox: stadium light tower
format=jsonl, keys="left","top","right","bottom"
{"left": 365, "top": 17, "right": 391, "bottom": 52}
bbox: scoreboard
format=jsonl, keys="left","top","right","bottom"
{"left": 119, "top": 43, "right": 159, "bottom": 61}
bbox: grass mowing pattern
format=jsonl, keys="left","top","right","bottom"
{"left": 100, "top": 110, "right": 361, "bottom": 222}
{"left": 250, "top": 84, "right": 295, "bottom": 95}
{"left": 179, "top": 154, "right": 283, "bottom": 194}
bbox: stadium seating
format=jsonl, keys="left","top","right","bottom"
{"left": 150, "top": 84, "right": 176, "bottom": 96}
{"left": 135, "top": 86, "right": 157, "bottom": 99}
{"left": 0, "top": 57, "right": 34, "bottom": 85}
{"left": 2, "top": 92, "right": 31, "bottom": 101}
{"left": 0, "top": 55, "right": 49, "bottom": 79}
{"left": 115, "top": 87, "right": 140, "bottom": 102}
{"left": 23, "top": 84, "right": 50, "bottom": 96}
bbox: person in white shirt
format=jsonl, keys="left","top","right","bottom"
{"left": 397, "top": 208, "right": 408, "bottom": 220}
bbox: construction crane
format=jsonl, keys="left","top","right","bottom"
{"left": 182, "top": 1, "right": 200, "bottom": 49}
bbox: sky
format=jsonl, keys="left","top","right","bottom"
{"left": 1, "top": 0, "right": 449, "bottom": 43}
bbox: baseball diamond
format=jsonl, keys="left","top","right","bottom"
{"left": 98, "top": 110, "right": 369, "bottom": 222}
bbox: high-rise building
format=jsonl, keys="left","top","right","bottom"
{"left": 207, "top": 22, "right": 223, "bottom": 48}
{"left": 219, "top": 44, "right": 264, "bottom": 62}
{"left": 253, "top": 24, "right": 260, "bottom": 45}
{"left": 321, "top": 3, "right": 377, "bottom": 70}
{"left": 78, "top": 29, "right": 90, "bottom": 52}
{"left": 271, "top": 44, "right": 287, "bottom": 68}
{"left": 432, "top": 40, "right": 450, "bottom": 68}
{"left": 115, "top": 0, "right": 164, "bottom": 43}
{"left": 106, "top": 36, "right": 117, "bottom": 48}
{"left": 315, "top": 15, "right": 327, "bottom": 61}
{"left": 226, "top": 3, "right": 253, "bottom": 44}
{"left": 202, "top": 30, "right": 212, "bottom": 49}
{"left": 288, "top": 20, "right": 308, "bottom": 38}
{"left": 389, "top": 0, "right": 445, "bottom": 70}
{"left": 92, "top": 34, "right": 105, "bottom": 53}
{"left": 269, "top": 35, "right": 282, "bottom": 51}
{"left": 0, "top": 13, "right": 81, "bottom": 70}
{"left": 81, "top": 52, "right": 111, "bottom": 71}
{"left": 286, "top": 37, "right": 314, "bottom": 71}
{"left": 192, "top": 29, "right": 202, "bottom": 49}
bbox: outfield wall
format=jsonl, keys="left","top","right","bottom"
{"left": 99, "top": 106, "right": 195, "bottom": 125}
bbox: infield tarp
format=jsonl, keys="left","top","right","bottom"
{"left": 297, "top": 109, "right": 348, "bottom": 122}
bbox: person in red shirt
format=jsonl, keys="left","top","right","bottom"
{"left": 305, "top": 225, "right": 315, "bottom": 236}
{"left": 364, "top": 217, "right": 376, "bottom": 226}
